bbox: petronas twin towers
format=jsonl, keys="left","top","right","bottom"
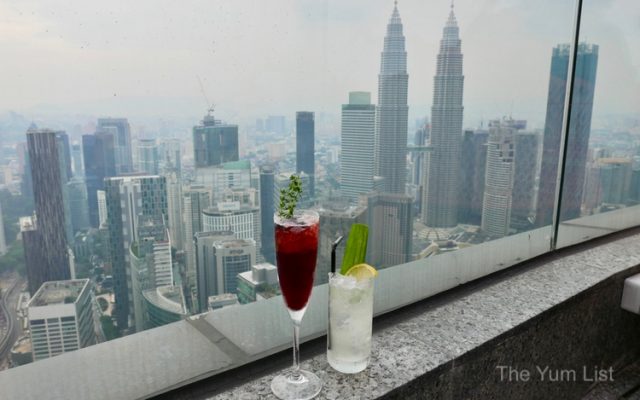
{"left": 374, "top": 2, "right": 409, "bottom": 194}
{"left": 374, "top": 2, "right": 464, "bottom": 228}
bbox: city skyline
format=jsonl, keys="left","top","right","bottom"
{"left": 0, "top": 0, "right": 638, "bottom": 376}
{"left": 1, "top": 1, "right": 636, "bottom": 132}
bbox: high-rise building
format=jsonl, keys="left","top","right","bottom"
{"left": 423, "top": 5, "right": 465, "bottom": 228}
{"left": 374, "top": 3, "right": 409, "bottom": 194}
{"left": 20, "top": 216, "right": 44, "bottom": 295}
{"left": 296, "top": 111, "right": 315, "bottom": 197}
{"left": 598, "top": 158, "right": 632, "bottom": 205}
{"left": 193, "top": 111, "right": 239, "bottom": 168}
{"left": 165, "top": 170, "right": 183, "bottom": 251}
{"left": 193, "top": 160, "right": 252, "bottom": 204}
{"left": 104, "top": 175, "right": 167, "bottom": 331}
{"left": 458, "top": 129, "right": 489, "bottom": 225}
{"left": 159, "top": 138, "right": 181, "bottom": 176}
{"left": 535, "top": 43, "right": 599, "bottom": 226}
{"left": 19, "top": 141, "right": 34, "bottom": 203}
{"left": 67, "top": 177, "right": 90, "bottom": 233}
{"left": 212, "top": 239, "right": 256, "bottom": 297}
{"left": 259, "top": 165, "right": 276, "bottom": 264}
{"left": 0, "top": 202, "right": 6, "bottom": 256}
{"left": 412, "top": 121, "right": 429, "bottom": 186}
{"left": 55, "top": 131, "right": 72, "bottom": 183}
{"left": 628, "top": 167, "right": 640, "bottom": 204}
{"left": 182, "top": 186, "right": 211, "bottom": 290}
{"left": 236, "top": 263, "right": 279, "bottom": 304}
{"left": 97, "top": 118, "right": 133, "bottom": 174}
{"left": 130, "top": 216, "right": 173, "bottom": 331}
{"left": 71, "top": 143, "right": 83, "bottom": 177}
{"left": 481, "top": 119, "right": 521, "bottom": 238}
{"left": 194, "top": 231, "right": 235, "bottom": 313}
{"left": 202, "top": 202, "right": 261, "bottom": 254}
{"left": 83, "top": 130, "right": 117, "bottom": 227}
{"left": 25, "top": 129, "right": 71, "bottom": 289}
{"left": 97, "top": 190, "right": 108, "bottom": 227}
{"left": 137, "top": 139, "right": 159, "bottom": 175}
{"left": 367, "top": 192, "right": 413, "bottom": 268}
{"left": 340, "top": 92, "right": 376, "bottom": 204}
{"left": 27, "top": 279, "right": 96, "bottom": 361}
{"left": 511, "top": 132, "right": 540, "bottom": 231}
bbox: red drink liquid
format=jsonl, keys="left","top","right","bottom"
{"left": 274, "top": 212, "right": 319, "bottom": 311}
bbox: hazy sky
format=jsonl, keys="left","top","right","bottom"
{"left": 0, "top": 0, "right": 638, "bottom": 131}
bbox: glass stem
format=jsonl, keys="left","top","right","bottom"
{"left": 291, "top": 321, "right": 302, "bottom": 380}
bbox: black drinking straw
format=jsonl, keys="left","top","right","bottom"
{"left": 330, "top": 235, "right": 344, "bottom": 274}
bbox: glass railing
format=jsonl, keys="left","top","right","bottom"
{"left": 0, "top": 0, "right": 638, "bottom": 398}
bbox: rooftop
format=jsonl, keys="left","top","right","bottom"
{"left": 142, "top": 286, "right": 187, "bottom": 315}
{"left": 28, "top": 279, "right": 89, "bottom": 307}
{"left": 213, "top": 239, "right": 255, "bottom": 250}
{"left": 19, "top": 216, "right": 36, "bottom": 232}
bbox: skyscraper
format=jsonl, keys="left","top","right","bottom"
{"left": 97, "top": 118, "right": 133, "bottom": 174}
{"left": 67, "top": 176, "right": 90, "bottom": 233}
{"left": 412, "top": 121, "right": 429, "bottom": 186}
{"left": 27, "top": 279, "right": 96, "bottom": 361}
{"left": 97, "top": 190, "right": 108, "bottom": 227}
{"left": 481, "top": 119, "right": 520, "bottom": 238}
{"left": 213, "top": 239, "right": 256, "bottom": 297}
{"left": 259, "top": 165, "right": 276, "bottom": 264}
{"left": 202, "top": 202, "right": 260, "bottom": 253}
{"left": 367, "top": 192, "right": 413, "bottom": 268}
{"left": 193, "top": 110, "right": 239, "bottom": 168}
{"left": 535, "top": 43, "right": 599, "bottom": 226}
{"left": 0, "top": 202, "right": 6, "bottom": 256}
{"left": 194, "top": 231, "right": 235, "bottom": 313}
{"left": 340, "top": 92, "right": 376, "bottom": 204}
{"left": 423, "top": 4, "right": 465, "bottom": 228}
{"left": 21, "top": 216, "right": 44, "bottom": 295}
{"left": 137, "top": 138, "right": 159, "bottom": 175}
{"left": 458, "top": 128, "right": 489, "bottom": 225}
{"left": 83, "top": 130, "right": 117, "bottom": 227}
{"left": 165, "top": 169, "right": 183, "bottom": 251}
{"left": 130, "top": 215, "right": 173, "bottom": 330}
{"left": 105, "top": 175, "right": 167, "bottom": 331}
{"left": 296, "top": 111, "right": 315, "bottom": 197}
{"left": 55, "top": 131, "right": 74, "bottom": 244}
{"left": 71, "top": 143, "right": 84, "bottom": 177}
{"left": 25, "top": 129, "right": 71, "bottom": 289}
{"left": 374, "top": 2, "right": 409, "bottom": 194}
{"left": 510, "top": 132, "right": 540, "bottom": 231}
{"left": 55, "top": 131, "right": 72, "bottom": 182}
{"left": 159, "top": 138, "right": 182, "bottom": 176}
{"left": 182, "top": 186, "right": 211, "bottom": 291}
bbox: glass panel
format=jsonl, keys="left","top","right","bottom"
{"left": 8, "top": 0, "right": 638, "bottom": 397}
{"left": 556, "top": 0, "right": 640, "bottom": 248}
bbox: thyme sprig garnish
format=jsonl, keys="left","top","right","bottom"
{"left": 278, "top": 174, "right": 303, "bottom": 218}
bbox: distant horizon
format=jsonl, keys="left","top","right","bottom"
{"left": 0, "top": 0, "right": 638, "bottom": 139}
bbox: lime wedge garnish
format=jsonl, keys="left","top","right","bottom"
{"left": 340, "top": 223, "right": 369, "bottom": 275}
{"left": 345, "top": 263, "right": 378, "bottom": 280}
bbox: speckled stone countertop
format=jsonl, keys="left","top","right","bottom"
{"left": 209, "top": 232, "right": 640, "bottom": 400}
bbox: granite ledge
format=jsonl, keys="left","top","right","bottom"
{"left": 201, "top": 230, "right": 640, "bottom": 400}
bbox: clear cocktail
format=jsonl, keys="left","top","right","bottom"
{"left": 327, "top": 272, "right": 374, "bottom": 374}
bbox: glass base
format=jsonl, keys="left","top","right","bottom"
{"left": 271, "top": 369, "right": 322, "bottom": 400}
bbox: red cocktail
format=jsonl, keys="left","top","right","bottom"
{"left": 271, "top": 210, "right": 322, "bottom": 400}
{"left": 275, "top": 212, "right": 319, "bottom": 311}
